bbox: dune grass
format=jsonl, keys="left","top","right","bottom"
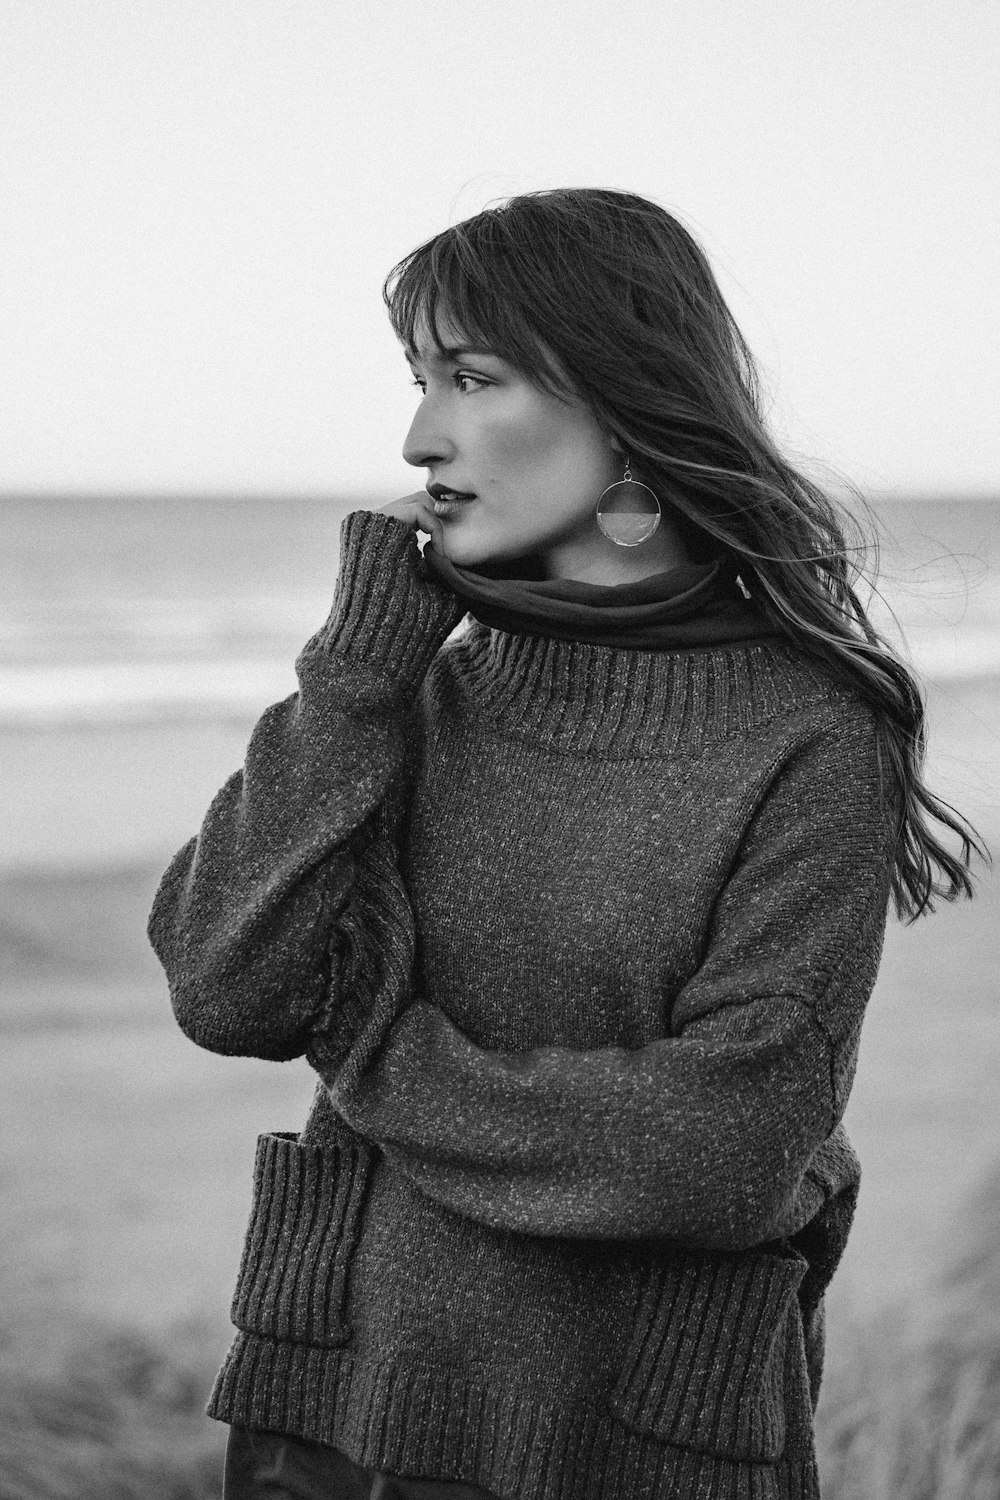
{"left": 0, "top": 1321, "right": 225, "bottom": 1500}
{"left": 817, "top": 1163, "right": 1000, "bottom": 1500}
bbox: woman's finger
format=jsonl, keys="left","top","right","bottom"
{"left": 376, "top": 493, "right": 445, "bottom": 549}
{"left": 376, "top": 491, "right": 430, "bottom": 521}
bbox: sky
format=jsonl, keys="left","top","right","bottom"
{"left": 1, "top": 0, "right": 998, "bottom": 500}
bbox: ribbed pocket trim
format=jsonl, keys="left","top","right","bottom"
{"left": 608, "top": 1244, "right": 808, "bottom": 1464}
{"left": 230, "top": 1130, "right": 375, "bottom": 1348}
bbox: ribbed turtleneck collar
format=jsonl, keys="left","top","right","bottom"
{"left": 441, "top": 626, "right": 833, "bottom": 756}
{"left": 419, "top": 540, "right": 774, "bottom": 652}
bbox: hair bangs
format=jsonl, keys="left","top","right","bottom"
{"left": 383, "top": 222, "right": 573, "bottom": 399}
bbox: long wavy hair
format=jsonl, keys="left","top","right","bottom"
{"left": 383, "top": 187, "right": 986, "bottom": 920}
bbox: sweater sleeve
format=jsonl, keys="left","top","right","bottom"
{"left": 321, "top": 702, "right": 895, "bottom": 1250}
{"left": 146, "top": 510, "right": 466, "bottom": 1062}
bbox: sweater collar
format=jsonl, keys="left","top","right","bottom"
{"left": 420, "top": 541, "right": 774, "bottom": 652}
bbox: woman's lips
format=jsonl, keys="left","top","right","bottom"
{"left": 431, "top": 493, "right": 477, "bottom": 517}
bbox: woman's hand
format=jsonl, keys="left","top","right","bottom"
{"left": 376, "top": 492, "right": 446, "bottom": 554}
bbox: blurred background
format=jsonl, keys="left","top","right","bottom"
{"left": 1, "top": 3, "right": 997, "bottom": 1497}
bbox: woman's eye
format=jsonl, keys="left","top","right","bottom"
{"left": 407, "top": 372, "right": 488, "bottom": 395}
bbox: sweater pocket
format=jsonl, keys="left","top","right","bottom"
{"left": 607, "top": 1243, "right": 808, "bottom": 1464}
{"left": 229, "top": 1131, "right": 376, "bottom": 1348}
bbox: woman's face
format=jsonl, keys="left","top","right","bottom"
{"left": 401, "top": 313, "right": 626, "bottom": 581}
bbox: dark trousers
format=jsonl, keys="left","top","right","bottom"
{"left": 223, "top": 1424, "right": 502, "bottom": 1500}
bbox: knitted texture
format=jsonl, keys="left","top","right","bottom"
{"left": 148, "top": 509, "right": 894, "bottom": 1500}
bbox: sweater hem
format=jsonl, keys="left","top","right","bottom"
{"left": 207, "top": 1336, "right": 820, "bottom": 1500}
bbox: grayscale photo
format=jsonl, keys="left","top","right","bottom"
{"left": 2, "top": 4, "right": 997, "bottom": 1498}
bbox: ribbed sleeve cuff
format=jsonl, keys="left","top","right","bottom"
{"left": 317, "top": 510, "right": 467, "bottom": 684}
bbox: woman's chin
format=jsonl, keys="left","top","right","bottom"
{"left": 430, "top": 513, "right": 547, "bottom": 578}
{"left": 435, "top": 523, "right": 502, "bottom": 569}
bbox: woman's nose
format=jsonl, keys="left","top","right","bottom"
{"left": 402, "top": 401, "right": 453, "bottom": 470}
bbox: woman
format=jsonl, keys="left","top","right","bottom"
{"left": 148, "top": 188, "right": 984, "bottom": 1500}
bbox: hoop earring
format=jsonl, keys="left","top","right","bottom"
{"left": 595, "top": 457, "right": 662, "bottom": 547}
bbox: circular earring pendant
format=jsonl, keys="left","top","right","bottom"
{"left": 596, "top": 462, "right": 662, "bottom": 547}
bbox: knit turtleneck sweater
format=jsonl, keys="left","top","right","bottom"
{"left": 148, "top": 510, "right": 894, "bottom": 1500}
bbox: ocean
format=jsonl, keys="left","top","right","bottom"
{"left": 1, "top": 493, "right": 997, "bottom": 871}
